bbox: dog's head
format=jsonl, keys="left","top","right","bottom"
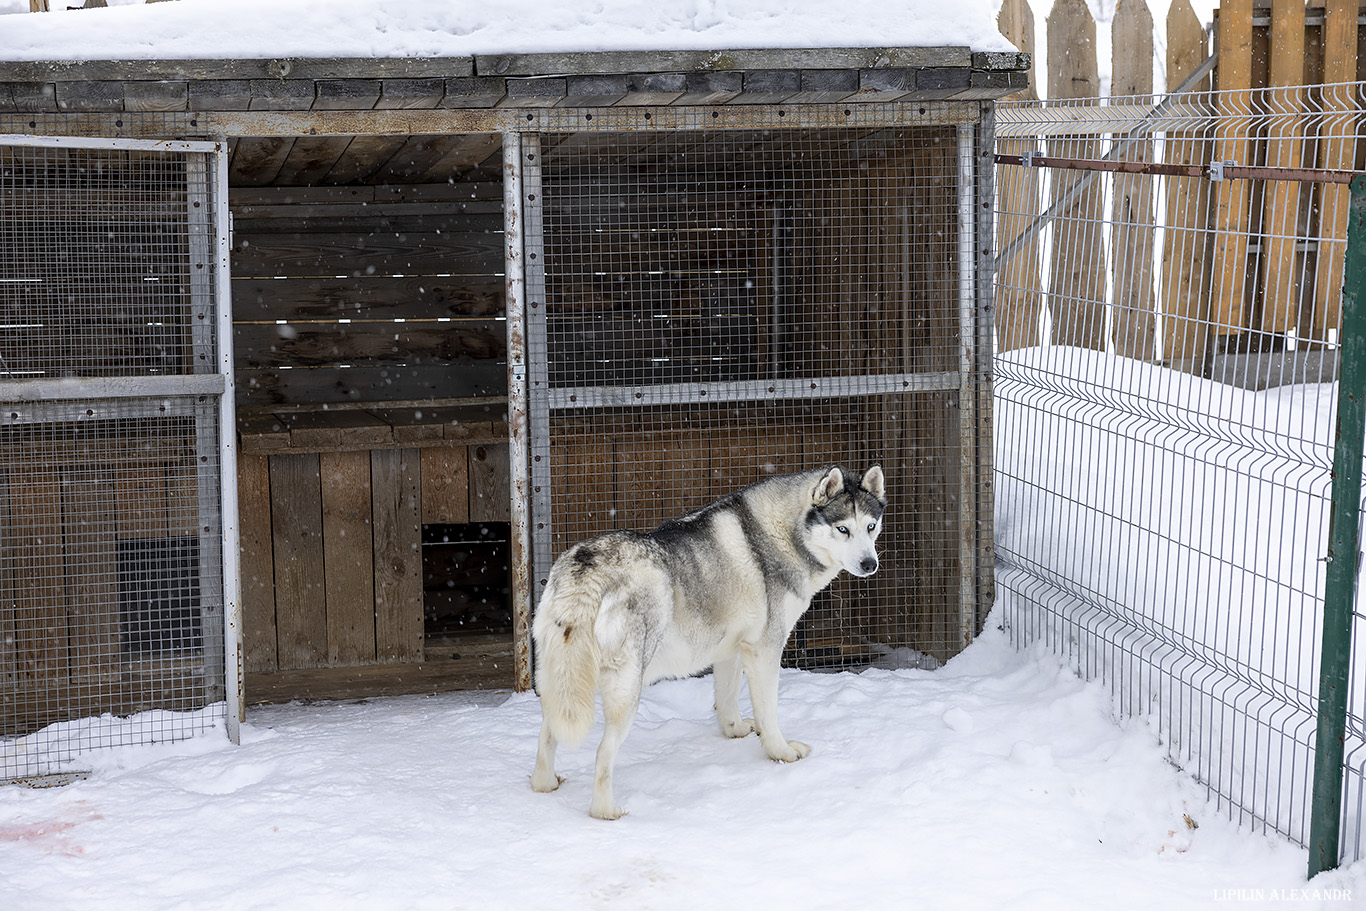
{"left": 807, "top": 465, "right": 886, "bottom": 578}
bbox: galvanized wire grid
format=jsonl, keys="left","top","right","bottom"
{"left": 993, "top": 83, "right": 1365, "bottom": 860}
{"left": 529, "top": 127, "right": 981, "bottom": 668}
{"left": 1, "top": 143, "right": 199, "bottom": 378}
{"left": 0, "top": 138, "right": 227, "bottom": 781}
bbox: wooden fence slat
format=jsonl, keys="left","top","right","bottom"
{"left": 1311, "top": 0, "right": 1359, "bottom": 341}
{"left": 1161, "top": 0, "right": 1212, "bottom": 368}
{"left": 269, "top": 453, "right": 328, "bottom": 670}
{"left": 1111, "top": 0, "right": 1157, "bottom": 360}
{"left": 237, "top": 453, "right": 278, "bottom": 674}
{"left": 321, "top": 450, "right": 377, "bottom": 665}
{"left": 1258, "top": 0, "right": 1308, "bottom": 335}
{"left": 372, "top": 448, "right": 423, "bottom": 662}
{"left": 1046, "top": 0, "right": 1107, "bottom": 350}
{"left": 1212, "top": 0, "right": 1254, "bottom": 338}
{"left": 996, "top": 0, "right": 1044, "bottom": 353}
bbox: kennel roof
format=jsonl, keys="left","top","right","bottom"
{"left": 0, "top": 0, "right": 1028, "bottom": 190}
{"left": 0, "top": 0, "right": 1028, "bottom": 112}
{"left": 0, "top": 0, "right": 1019, "bottom": 59}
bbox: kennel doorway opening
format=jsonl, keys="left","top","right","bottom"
{"left": 519, "top": 126, "right": 995, "bottom": 669}
{"left": 0, "top": 134, "right": 239, "bottom": 781}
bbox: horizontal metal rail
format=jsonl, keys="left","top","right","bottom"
{"left": 995, "top": 152, "right": 1359, "bottom": 184}
{"left": 547, "top": 371, "right": 960, "bottom": 410}
{"left": 0, "top": 374, "right": 226, "bottom": 404}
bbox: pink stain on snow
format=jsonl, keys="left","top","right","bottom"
{"left": 0, "top": 805, "right": 102, "bottom": 856}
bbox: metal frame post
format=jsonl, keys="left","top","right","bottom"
{"left": 1309, "top": 174, "right": 1366, "bottom": 877}
{"left": 957, "top": 123, "right": 978, "bottom": 652}
{"left": 212, "top": 139, "right": 243, "bottom": 743}
{"left": 504, "top": 132, "right": 533, "bottom": 693}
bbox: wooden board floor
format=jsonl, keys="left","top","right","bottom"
{"left": 244, "top": 632, "right": 515, "bottom": 705}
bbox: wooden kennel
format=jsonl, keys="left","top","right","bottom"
{"left": 0, "top": 47, "right": 1025, "bottom": 736}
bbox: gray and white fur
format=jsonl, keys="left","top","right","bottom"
{"left": 530, "top": 464, "right": 886, "bottom": 819}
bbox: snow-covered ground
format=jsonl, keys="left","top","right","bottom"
{"left": 1, "top": 621, "right": 1361, "bottom": 911}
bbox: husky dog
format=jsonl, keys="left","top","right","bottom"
{"left": 530, "top": 465, "right": 886, "bottom": 819}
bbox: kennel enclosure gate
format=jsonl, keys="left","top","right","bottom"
{"left": 0, "top": 134, "right": 239, "bottom": 779}
{"left": 514, "top": 116, "right": 998, "bottom": 671}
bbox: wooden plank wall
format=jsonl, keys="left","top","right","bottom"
{"left": 230, "top": 176, "right": 507, "bottom": 408}
{"left": 0, "top": 422, "right": 209, "bottom": 735}
{"left": 237, "top": 436, "right": 510, "bottom": 675}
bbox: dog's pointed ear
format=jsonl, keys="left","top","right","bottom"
{"left": 861, "top": 465, "right": 886, "bottom": 502}
{"left": 812, "top": 467, "right": 844, "bottom": 506}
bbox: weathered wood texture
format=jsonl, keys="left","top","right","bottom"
{"left": 236, "top": 407, "right": 513, "bottom": 674}
{"left": 1110, "top": 0, "right": 1157, "bottom": 359}
{"left": 1213, "top": 0, "right": 1254, "bottom": 337}
{"left": 0, "top": 425, "right": 213, "bottom": 736}
{"left": 0, "top": 51, "right": 1031, "bottom": 121}
{"left": 245, "top": 636, "right": 514, "bottom": 703}
{"left": 994, "top": 0, "right": 1044, "bottom": 352}
{"left": 1046, "top": 0, "right": 1106, "bottom": 350}
{"left": 1161, "top": 0, "right": 1213, "bottom": 367}
{"left": 230, "top": 181, "right": 507, "bottom": 408}
{"left": 1310, "top": 0, "right": 1359, "bottom": 341}
{"left": 1257, "top": 0, "right": 1306, "bottom": 336}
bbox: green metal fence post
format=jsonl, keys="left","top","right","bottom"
{"left": 1309, "top": 174, "right": 1366, "bottom": 878}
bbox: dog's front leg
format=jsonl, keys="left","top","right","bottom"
{"left": 739, "top": 643, "right": 810, "bottom": 763}
{"left": 713, "top": 654, "right": 756, "bottom": 738}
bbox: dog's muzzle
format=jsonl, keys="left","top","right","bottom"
{"left": 856, "top": 557, "right": 878, "bottom": 576}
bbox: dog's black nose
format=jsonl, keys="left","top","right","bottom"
{"left": 860, "top": 557, "right": 878, "bottom": 575}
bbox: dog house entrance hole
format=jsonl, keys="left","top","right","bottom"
{"left": 422, "top": 521, "right": 512, "bottom": 642}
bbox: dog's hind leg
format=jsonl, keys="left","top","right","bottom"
{"left": 530, "top": 720, "right": 562, "bottom": 793}
{"left": 739, "top": 643, "right": 810, "bottom": 763}
{"left": 713, "top": 654, "right": 755, "bottom": 739}
{"left": 589, "top": 666, "right": 641, "bottom": 820}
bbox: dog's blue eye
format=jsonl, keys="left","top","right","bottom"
{"left": 836, "top": 526, "right": 850, "bottom": 535}
{"left": 867, "top": 523, "right": 876, "bottom": 533}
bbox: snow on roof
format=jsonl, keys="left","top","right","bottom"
{"left": 0, "top": 0, "right": 1016, "bottom": 63}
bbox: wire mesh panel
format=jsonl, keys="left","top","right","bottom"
{"left": 992, "top": 85, "right": 1366, "bottom": 861}
{"left": 0, "top": 136, "right": 233, "bottom": 781}
{"left": 527, "top": 127, "right": 985, "bottom": 667}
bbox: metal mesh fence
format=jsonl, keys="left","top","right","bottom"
{"left": 1, "top": 142, "right": 202, "bottom": 378}
{"left": 0, "top": 137, "right": 230, "bottom": 782}
{"left": 526, "top": 127, "right": 987, "bottom": 667}
{"left": 992, "top": 84, "right": 1365, "bottom": 861}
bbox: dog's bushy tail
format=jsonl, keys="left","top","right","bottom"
{"left": 532, "top": 574, "right": 602, "bottom": 748}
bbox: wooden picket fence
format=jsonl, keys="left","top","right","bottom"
{"left": 996, "top": 0, "right": 1364, "bottom": 366}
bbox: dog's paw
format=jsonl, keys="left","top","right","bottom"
{"left": 589, "top": 801, "right": 627, "bottom": 821}
{"left": 767, "top": 740, "right": 811, "bottom": 763}
{"left": 530, "top": 772, "right": 564, "bottom": 793}
{"left": 719, "top": 717, "right": 756, "bottom": 738}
